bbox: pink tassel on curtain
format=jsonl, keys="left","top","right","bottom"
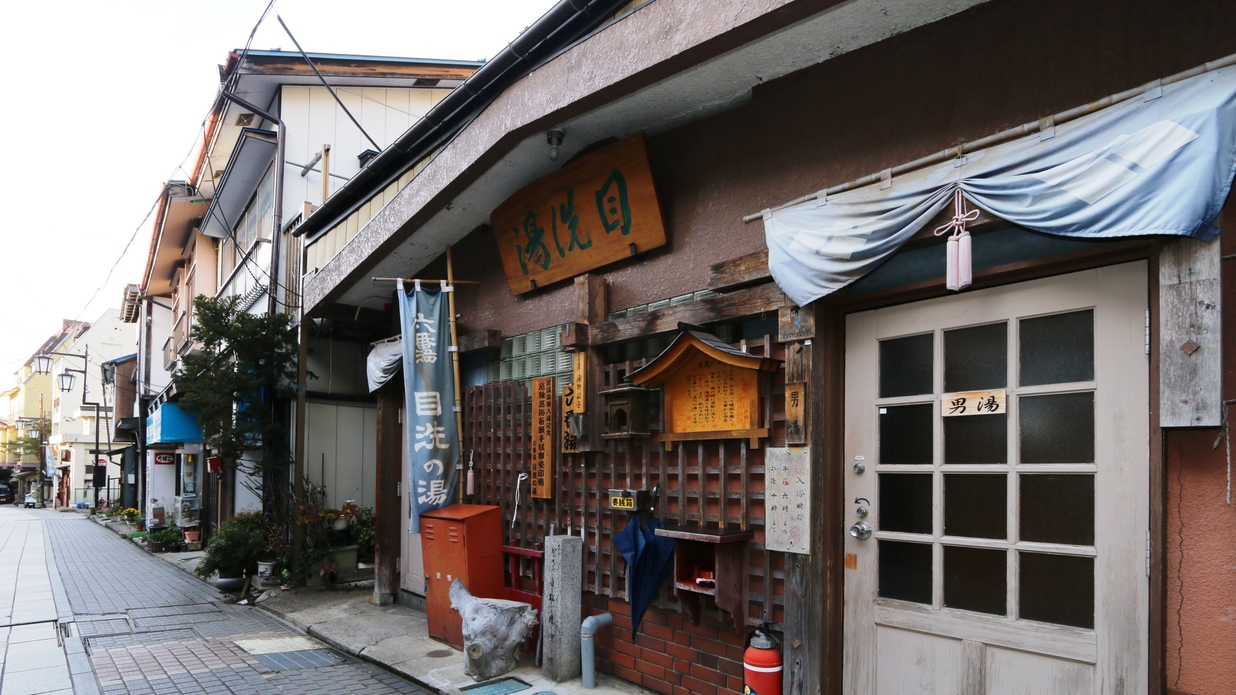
{"left": 936, "top": 189, "right": 979, "bottom": 292}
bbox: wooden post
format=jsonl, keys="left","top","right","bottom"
{"left": 782, "top": 299, "right": 843, "bottom": 695}
{"left": 446, "top": 246, "right": 465, "bottom": 499}
{"left": 374, "top": 380, "right": 402, "bottom": 605}
{"left": 574, "top": 274, "right": 607, "bottom": 452}
{"left": 292, "top": 320, "right": 308, "bottom": 583}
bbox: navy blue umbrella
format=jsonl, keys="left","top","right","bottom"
{"left": 613, "top": 515, "right": 675, "bottom": 634}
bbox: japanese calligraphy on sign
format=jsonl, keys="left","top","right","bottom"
{"left": 399, "top": 283, "right": 460, "bottom": 533}
{"left": 531, "top": 377, "right": 555, "bottom": 499}
{"left": 941, "top": 389, "right": 1007, "bottom": 417}
{"left": 765, "top": 447, "right": 811, "bottom": 555}
{"left": 666, "top": 360, "right": 758, "bottom": 434}
{"left": 493, "top": 134, "right": 667, "bottom": 295}
{"left": 785, "top": 381, "right": 807, "bottom": 446}
{"left": 561, "top": 352, "right": 586, "bottom": 454}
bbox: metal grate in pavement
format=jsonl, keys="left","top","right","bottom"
{"left": 461, "top": 678, "right": 532, "bottom": 695}
{"left": 74, "top": 618, "right": 132, "bottom": 637}
{"left": 251, "top": 648, "right": 346, "bottom": 671}
{"left": 234, "top": 636, "right": 346, "bottom": 672}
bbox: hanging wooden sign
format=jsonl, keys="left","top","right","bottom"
{"left": 561, "top": 352, "right": 586, "bottom": 453}
{"left": 941, "top": 389, "right": 1006, "bottom": 417}
{"left": 778, "top": 305, "right": 815, "bottom": 342}
{"left": 493, "top": 134, "right": 667, "bottom": 295}
{"left": 530, "top": 377, "right": 555, "bottom": 498}
{"left": 785, "top": 381, "right": 808, "bottom": 446}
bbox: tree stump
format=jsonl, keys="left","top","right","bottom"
{"left": 449, "top": 578, "right": 538, "bottom": 680}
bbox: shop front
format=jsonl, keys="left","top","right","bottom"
{"left": 146, "top": 402, "right": 204, "bottom": 531}
{"left": 295, "top": 0, "right": 1236, "bottom": 691}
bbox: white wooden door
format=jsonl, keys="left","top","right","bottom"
{"left": 843, "top": 263, "right": 1148, "bottom": 695}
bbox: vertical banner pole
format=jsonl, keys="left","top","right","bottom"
{"left": 446, "top": 246, "right": 464, "bottom": 501}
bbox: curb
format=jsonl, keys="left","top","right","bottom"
{"left": 253, "top": 595, "right": 449, "bottom": 695}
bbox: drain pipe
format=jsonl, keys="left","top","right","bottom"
{"left": 580, "top": 612, "right": 613, "bottom": 688}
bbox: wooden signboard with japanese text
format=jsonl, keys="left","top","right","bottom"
{"left": 785, "top": 381, "right": 808, "bottom": 446}
{"left": 765, "top": 447, "right": 811, "bottom": 555}
{"left": 666, "top": 359, "right": 759, "bottom": 435}
{"left": 561, "top": 352, "right": 586, "bottom": 453}
{"left": 941, "top": 389, "right": 1006, "bottom": 417}
{"left": 530, "top": 377, "right": 555, "bottom": 498}
{"left": 493, "top": 134, "right": 667, "bottom": 294}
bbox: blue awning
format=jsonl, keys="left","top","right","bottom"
{"left": 146, "top": 402, "right": 202, "bottom": 445}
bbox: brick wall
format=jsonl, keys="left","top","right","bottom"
{"left": 588, "top": 593, "right": 749, "bottom": 695}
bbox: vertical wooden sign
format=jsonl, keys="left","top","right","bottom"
{"left": 765, "top": 447, "right": 811, "bottom": 554}
{"left": 561, "top": 352, "right": 587, "bottom": 453}
{"left": 531, "top": 377, "right": 555, "bottom": 498}
{"left": 785, "top": 381, "right": 808, "bottom": 446}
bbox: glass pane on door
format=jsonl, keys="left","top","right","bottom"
{"left": 944, "top": 322, "right": 1007, "bottom": 391}
{"left": 879, "top": 333, "right": 933, "bottom": 397}
{"left": 879, "top": 540, "right": 931, "bottom": 604}
{"left": 944, "top": 474, "right": 1007, "bottom": 539}
{"left": 944, "top": 546, "right": 1006, "bottom": 616}
{"left": 1020, "top": 310, "right": 1094, "bottom": 386}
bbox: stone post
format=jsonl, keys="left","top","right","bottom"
{"left": 541, "top": 534, "right": 584, "bottom": 681}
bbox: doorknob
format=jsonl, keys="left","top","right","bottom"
{"left": 849, "top": 520, "right": 872, "bottom": 540}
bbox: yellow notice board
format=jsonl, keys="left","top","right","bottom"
{"left": 530, "top": 377, "right": 555, "bottom": 498}
{"left": 492, "top": 134, "right": 667, "bottom": 294}
{"left": 666, "top": 359, "right": 759, "bottom": 434}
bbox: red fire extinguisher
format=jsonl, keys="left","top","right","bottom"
{"left": 743, "top": 623, "right": 782, "bottom": 695}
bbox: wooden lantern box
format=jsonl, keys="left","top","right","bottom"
{"left": 628, "top": 325, "right": 781, "bottom": 450}
{"left": 599, "top": 384, "right": 653, "bottom": 439}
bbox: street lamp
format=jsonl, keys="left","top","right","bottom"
{"left": 35, "top": 345, "right": 105, "bottom": 508}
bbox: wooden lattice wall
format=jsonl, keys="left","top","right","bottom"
{"left": 463, "top": 335, "right": 787, "bottom": 628}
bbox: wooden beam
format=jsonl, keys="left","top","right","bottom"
{"left": 588, "top": 282, "right": 789, "bottom": 345}
{"left": 576, "top": 274, "right": 608, "bottom": 324}
{"left": 458, "top": 329, "right": 502, "bottom": 354}
{"left": 574, "top": 274, "right": 607, "bottom": 452}
{"left": 708, "top": 249, "right": 770, "bottom": 292}
{"left": 560, "top": 322, "right": 589, "bottom": 350}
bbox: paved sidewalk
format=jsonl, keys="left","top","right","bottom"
{"left": 49, "top": 510, "right": 429, "bottom": 694}
{"left": 103, "top": 515, "right": 657, "bottom": 695}
{"left": 0, "top": 507, "right": 78, "bottom": 695}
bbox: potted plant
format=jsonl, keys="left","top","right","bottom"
{"left": 149, "top": 527, "right": 180, "bottom": 552}
{"left": 354, "top": 506, "right": 376, "bottom": 564}
{"left": 195, "top": 512, "right": 266, "bottom": 590}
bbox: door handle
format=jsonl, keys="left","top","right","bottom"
{"left": 849, "top": 520, "right": 873, "bottom": 540}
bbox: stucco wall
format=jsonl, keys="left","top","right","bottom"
{"left": 1165, "top": 429, "right": 1236, "bottom": 694}
{"left": 444, "top": 0, "right": 1236, "bottom": 339}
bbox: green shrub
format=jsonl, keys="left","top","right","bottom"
{"left": 195, "top": 512, "right": 267, "bottom": 579}
{"left": 150, "top": 528, "right": 181, "bottom": 544}
{"left": 354, "top": 506, "right": 376, "bottom": 560}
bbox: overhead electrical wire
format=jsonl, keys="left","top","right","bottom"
{"left": 70, "top": 0, "right": 280, "bottom": 326}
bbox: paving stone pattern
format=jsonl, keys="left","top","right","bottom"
{"left": 43, "top": 516, "right": 428, "bottom": 694}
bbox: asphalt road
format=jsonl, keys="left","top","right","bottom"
{"left": 0, "top": 506, "right": 430, "bottom": 695}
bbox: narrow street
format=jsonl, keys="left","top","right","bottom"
{"left": 0, "top": 507, "right": 430, "bottom": 695}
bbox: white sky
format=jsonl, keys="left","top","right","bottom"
{"left": 0, "top": 0, "right": 555, "bottom": 384}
